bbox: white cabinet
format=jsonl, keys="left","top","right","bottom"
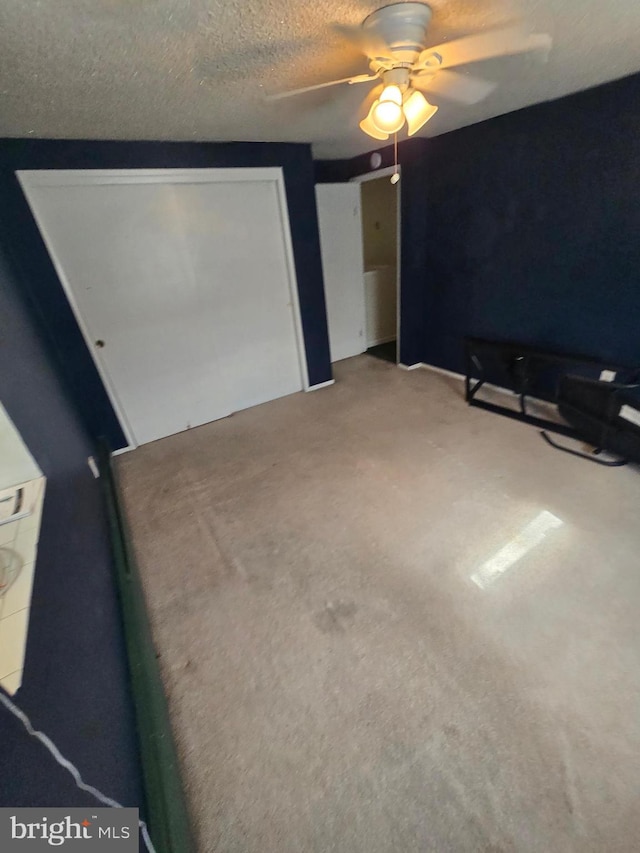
{"left": 0, "top": 402, "right": 45, "bottom": 694}
{"left": 364, "top": 265, "right": 397, "bottom": 347}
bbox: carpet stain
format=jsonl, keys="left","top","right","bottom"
{"left": 313, "top": 600, "right": 358, "bottom": 634}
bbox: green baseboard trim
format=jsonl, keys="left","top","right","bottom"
{"left": 98, "top": 443, "right": 195, "bottom": 853}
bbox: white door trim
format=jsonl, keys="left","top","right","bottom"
{"left": 17, "top": 167, "right": 309, "bottom": 450}
{"left": 350, "top": 166, "right": 402, "bottom": 363}
{"left": 273, "top": 172, "right": 310, "bottom": 392}
{"left": 350, "top": 165, "right": 399, "bottom": 184}
{"left": 17, "top": 167, "right": 288, "bottom": 186}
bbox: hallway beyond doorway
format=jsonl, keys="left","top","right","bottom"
{"left": 366, "top": 340, "right": 396, "bottom": 363}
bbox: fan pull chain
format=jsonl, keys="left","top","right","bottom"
{"left": 391, "top": 133, "right": 400, "bottom": 184}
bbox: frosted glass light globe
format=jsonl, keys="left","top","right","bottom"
{"left": 372, "top": 99, "right": 405, "bottom": 133}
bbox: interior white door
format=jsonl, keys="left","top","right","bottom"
{"left": 20, "top": 171, "right": 305, "bottom": 447}
{"left": 315, "top": 183, "right": 366, "bottom": 363}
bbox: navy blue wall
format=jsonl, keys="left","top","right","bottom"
{"left": 315, "top": 137, "right": 430, "bottom": 367}
{"left": 316, "top": 71, "right": 640, "bottom": 374}
{"left": 0, "top": 140, "right": 331, "bottom": 450}
{"left": 0, "top": 247, "right": 143, "bottom": 809}
{"left": 420, "top": 72, "right": 640, "bottom": 373}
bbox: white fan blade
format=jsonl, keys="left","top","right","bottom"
{"left": 334, "top": 23, "right": 395, "bottom": 62}
{"left": 413, "top": 69, "right": 497, "bottom": 105}
{"left": 418, "top": 27, "right": 552, "bottom": 70}
{"left": 266, "top": 74, "right": 376, "bottom": 101}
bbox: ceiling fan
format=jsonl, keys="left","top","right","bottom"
{"left": 268, "top": 2, "right": 552, "bottom": 141}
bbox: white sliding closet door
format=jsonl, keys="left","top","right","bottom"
{"left": 19, "top": 169, "right": 306, "bottom": 447}
{"left": 170, "top": 180, "right": 304, "bottom": 415}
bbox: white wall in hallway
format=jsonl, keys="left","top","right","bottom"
{"left": 360, "top": 177, "right": 398, "bottom": 271}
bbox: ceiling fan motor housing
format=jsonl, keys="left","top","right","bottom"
{"left": 381, "top": 67, "right": 411, "bottom": 91}
{"left": 363, "top": 2, "right": 433, "bottom": 64}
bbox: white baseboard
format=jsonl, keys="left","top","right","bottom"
{"left": 112, "top": 445, "right": 136, "bottom": 456}
{"left": 420, "top": 361, "right": 513, "bottom": 397}
{"left": 419, "top": 361, "right": 551, "bottom": 405}
{"left": 398, "top": 363, "right": 423, "bottom": 371}
{"left": 418, "top": 363, "right": 465, "bottom": 382}
{"left": 305, "top": 379, "right": 335, "bottom": 392}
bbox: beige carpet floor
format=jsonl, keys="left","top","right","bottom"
{"left": 118, "top": 355, "right": 640, "bottom": 853}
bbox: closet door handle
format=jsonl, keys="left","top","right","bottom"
{"left": 95, "top": 340, "right": 105, "bottom": 348}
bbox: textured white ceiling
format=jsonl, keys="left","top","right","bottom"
{"left": 1, "top": 0, "right": 639, "bottom": 159}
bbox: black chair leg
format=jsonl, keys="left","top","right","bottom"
{"left": 540, "top": 431, "right": 628, "bottom": 466}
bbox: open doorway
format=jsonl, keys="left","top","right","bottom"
{"left": 352, "top": 168, "right": 400, "bottom": 364}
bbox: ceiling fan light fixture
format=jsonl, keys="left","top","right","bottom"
{"left": 378, "top": 83, "right": 403, "bottom": 106}
{"left": 371, "top": 84, "right": 405, "bottom": 133}
{"left": 360, "top": 102, "right": 390, "bottom": 141}
{"left": 403, "top": 89, "right": 438, "bottom": 136}
{"left": 372, "top": 100, "right": 404, "bottom": 133}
